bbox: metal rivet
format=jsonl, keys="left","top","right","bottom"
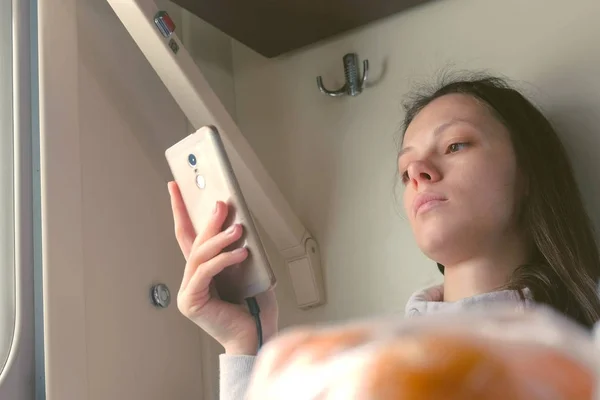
{"left": 151, "top": 283, "right": 171, "bottom": 308}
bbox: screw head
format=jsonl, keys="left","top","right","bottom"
{"left": 168, "top": 39, "right": 179, "bottom": 54}
{"left": 151, "top": 284, "right": 171, "bottom": 308}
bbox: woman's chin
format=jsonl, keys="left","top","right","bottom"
{"left": 416, "top": 229, "right": 462, "bottom": 264}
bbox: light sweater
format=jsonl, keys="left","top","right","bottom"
{"left": 218, "top": 284, "right": 534, "bottom": 400}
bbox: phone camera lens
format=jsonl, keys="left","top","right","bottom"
{"left": 188, "top": 154, "right": 197, "bottom": 167}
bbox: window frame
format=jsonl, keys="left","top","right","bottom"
{"left": 0, "top": 0, "right": 36, "bottom": 398}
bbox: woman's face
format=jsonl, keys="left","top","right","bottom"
{"left": 399, "top": 94, "right": 523, "bottom": 265}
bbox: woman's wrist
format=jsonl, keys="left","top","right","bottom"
{"left": 224, "top": 340, "right": 258, "bottom": 356}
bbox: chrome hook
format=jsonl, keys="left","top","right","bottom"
{"left": 317, "top": 53, "right": 369, "bottom": 97}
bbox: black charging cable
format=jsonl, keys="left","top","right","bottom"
{"left": 246, "top": 297, "right": 263, "bottom": 352}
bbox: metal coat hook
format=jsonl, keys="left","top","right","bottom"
{"left": 317, "top": 53, "right": 369, "bottom": 97}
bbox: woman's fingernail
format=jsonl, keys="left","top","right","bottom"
{"left": 232, "top": 247, "right": 246, "bottom": 255}
{"left": 226, "top": 224, "right": 238, "bottom": 235}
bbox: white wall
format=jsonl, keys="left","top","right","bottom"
{"left": 230, "top": 0, "right": 600, "bottom": 329}
{"left": 179, "top": 9, "right": 236, "bottom": 118}
{"left": 40, "top": 0, "right": 236, "bottom": 399}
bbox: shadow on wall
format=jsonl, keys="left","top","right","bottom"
{"left": 77, "top": 0, "right": 189, "bottom": 182}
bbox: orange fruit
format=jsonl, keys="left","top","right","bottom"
{"left": 362, "top": 334, "right": 594, "bottom": 399}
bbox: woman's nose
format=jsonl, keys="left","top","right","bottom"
{"left": 407, "top": 160, "right": 441, "bottom": 189}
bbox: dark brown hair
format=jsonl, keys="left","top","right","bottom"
{"left": 401, "top": 72, "right": 600, "bottom": 328}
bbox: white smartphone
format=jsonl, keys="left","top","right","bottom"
{"left": 165, "top": 125, "right": 276, "bottom": 304}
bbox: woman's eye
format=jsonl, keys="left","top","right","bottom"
{"left": 447, "top": 142, "right": 469, "bottom": 153}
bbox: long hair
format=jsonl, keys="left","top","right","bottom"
{"left": 401, "top": 73, "right": 600, "bottom": 328}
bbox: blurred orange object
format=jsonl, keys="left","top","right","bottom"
{"left": 247, "top": 307, "right": 599, "bottom": 400}
{"left": 364, "top": 335, "right": 593, "bottom": 399}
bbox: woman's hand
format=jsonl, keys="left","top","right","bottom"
{"left": 168, "top": 181, "right": 279, "bottom": 355}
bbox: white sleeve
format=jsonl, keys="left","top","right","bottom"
{"left": 219, "top": 354, "right": 256, "bottom": 400}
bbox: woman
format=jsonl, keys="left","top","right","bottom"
{"left": 167, "top": 74, "right": 600, "bottom": 399}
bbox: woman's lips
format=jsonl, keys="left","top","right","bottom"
{"left": 413, "top": 192, "right": 448, "bottom": 216}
